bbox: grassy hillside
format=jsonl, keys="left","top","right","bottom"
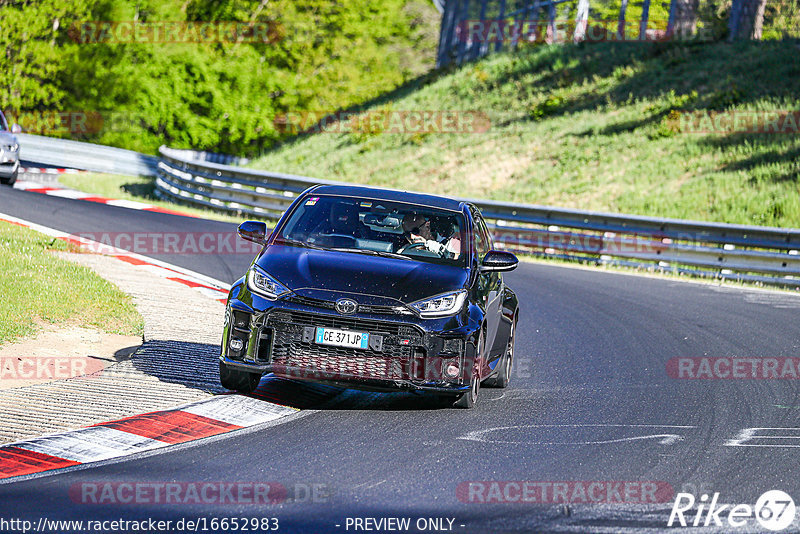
{"left": 250, "top": 40, "right": 800, "bottom": 228}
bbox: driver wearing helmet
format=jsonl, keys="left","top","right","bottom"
{"left": 401, "top": 213, "right": 461, "bottom": 258}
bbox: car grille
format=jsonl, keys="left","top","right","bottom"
{"left": 284, "top": 295, "right": 412, "bottom": 315}
{"left": 273, "top": 344, "right": 411, "bottom": 380}
{"left": 267, "top": 311, "right": 422, "bottom": 337}
{"left": 262, "top": 311, "right": 424, "bottom": 381}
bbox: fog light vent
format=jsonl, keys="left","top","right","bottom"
{"left": 256, "top": 328, "right": 273, "bottom": 362}
{"left": 443, "top": 338, "right": 463, "bottom": 354}
{"left": 232, "top": 310, "right": 251, "bottom": 331}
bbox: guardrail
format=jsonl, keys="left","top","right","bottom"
{"left": 16, "top": 134, "right": 246, "bottom": 177}
{"left": 18, "top": 133, "right": 160, "bottom": 177}
{"left": 157, "top": 145, "right": 800, "bottom": 289}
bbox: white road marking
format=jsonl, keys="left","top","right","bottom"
{"left": 105, "top": 199, "right": 156, "bottom": 209}
{"left": 725, "top": 427, "right": 800, "bottom": 447}
{"left": 42, "top": 189, "right": 91, "bottom": 199}
{"left": 458, "top": 424, "right": 697, "bottom": 445}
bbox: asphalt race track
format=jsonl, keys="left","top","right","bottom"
{"left": 2, "top": 186, "right": 800, "bottom": 533}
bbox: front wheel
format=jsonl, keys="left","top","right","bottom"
{"left": 219, "top": 361, "right": 261, "bottom": 393}
{"left": 453, "top": 365, "right": 480, "bottom": 408}
{"left": 485, "top": 318, "right": 515, "bottom": 388}
{"left": 0, "top": 169, "right": 17, "bottom": 186}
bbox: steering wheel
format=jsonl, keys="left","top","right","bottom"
{"left": 398, "top": 242, "right": 427, "bottom": 254}
{"left": 399, "top": 241, "right": 452, "bottom": 258}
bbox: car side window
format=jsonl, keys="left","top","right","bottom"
{"left": 473, "top": 211, "right": 491, "bottom": 259}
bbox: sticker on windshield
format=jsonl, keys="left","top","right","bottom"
{"left": 360, "top": 201, "right": 373, "bottom": 208}
{"left": 305, "top": 197, "right": 319, "bottom": 206}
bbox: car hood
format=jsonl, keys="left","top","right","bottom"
{"left": 255, "top": 244, "right": 469, "bottom": 304}
{"left": 0, "top": 132, "right": 18, "bottom": 147}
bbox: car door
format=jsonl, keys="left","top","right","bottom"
{"left": 472, "top": 209, "right": 504, "bottom": 365}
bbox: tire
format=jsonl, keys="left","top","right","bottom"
{"left": 485, "top": 318, "right": 515, "bottom": 388}
{"left": 454, "top": 364, "right": 480, "bottom": 408}
{"left": 219, "top": 361, "right": 261, "bottom": 393}
{"left": 454, "top": 333, "right": 484, "bottom": 409}
{"left": 0, "top": 169, "right": 17, "bottom": 186}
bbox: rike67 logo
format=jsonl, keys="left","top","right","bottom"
{"left": 668, "top": 490, "right": 796, "bottom": 531}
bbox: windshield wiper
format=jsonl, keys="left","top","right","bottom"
{"left": 331, "top": 247, "right": 414, "bottom": 261}
{"left": 276, "top": 237, "right": 326, "bottom": 251}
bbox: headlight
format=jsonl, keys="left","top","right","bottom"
{"left": 247, "top": 266, "right": 289, "bottom": 300}
{"left": 410, "top": 290, "right": 467, "bottom": 318}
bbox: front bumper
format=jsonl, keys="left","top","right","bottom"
{"left": 0, "top": 159, "right": 19, "bottom": 178}
{"left": 223, "top": 358, "right": 471, "bottom": 393}
{"left": 220, "top": 287, "right": 480, "bottom": 395}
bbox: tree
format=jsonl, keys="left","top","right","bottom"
{"left": 0, "top": 0, "right": 90, "bottom": 111}
{"left": 673, "top": 0, "right": 699, "bottom": 37}
{"left": 728, "top": 0, "right": 768, "bottom": 40}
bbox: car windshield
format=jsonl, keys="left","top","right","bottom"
{"left": 277, "top": 195, "right": 467, "bottom": 267}
{"left": 0, "top": 112, "right": 7, "bottom": 131}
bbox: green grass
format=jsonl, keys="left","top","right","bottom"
{"left": 0, "top": 221, "right": 143, "bottom": 344}
{"left": 58, "top": 173, "right": 244, "bottom": 223}
{"left": 250, "top": 39, "right": 800, "bottom": 228}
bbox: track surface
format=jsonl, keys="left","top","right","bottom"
{"left": 2, "top": 187, "right": 800, "bottom": 533}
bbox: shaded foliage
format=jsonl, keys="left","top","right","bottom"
{"left": 0, "top": 0, "right": 438, "bottom": 155}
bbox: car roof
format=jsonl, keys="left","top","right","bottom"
{"left": 309, "top": 184, "right": 466, "bottom": 212}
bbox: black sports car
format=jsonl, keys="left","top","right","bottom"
{"left": 220, "top": 184, "right": 519, "bottom": 408}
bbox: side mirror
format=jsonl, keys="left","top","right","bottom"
{"left": 480, "top": 250, "right": 518, "bottom": 272}
{"left": 10, "top": 124, "right": 21, "bottom": 134}
{"left": 237, "top": 220, "right": 268, "bottom": 245}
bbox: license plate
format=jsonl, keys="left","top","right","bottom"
{"left": 315, "top": 327, "right": 369, "bottom": 350}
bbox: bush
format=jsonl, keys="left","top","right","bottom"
{"left": 0, "top": 0, "right": 439, "bottom": 156}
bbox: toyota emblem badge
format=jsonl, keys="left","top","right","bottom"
{"left": 335, "top": 298, "right": 358, "bottom": 315}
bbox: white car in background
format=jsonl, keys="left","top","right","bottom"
{"left": 0, "top": 110, "right": 21, "bottom": 186}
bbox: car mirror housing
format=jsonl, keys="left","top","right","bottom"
{"left": 237, "top": 220, "right": 269, "bottom": 245}
{"left": 480, "top": 250, "right": 519, "bottom": 272}
{"left": 10, "top": 124, "right": 22, "bottom": 134}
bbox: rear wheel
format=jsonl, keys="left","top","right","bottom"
{"left": 219, "top": 361, "right": 261, "bottom": 393}
{"left": 485, "top": 318, "right": 515, "bottom": 388}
